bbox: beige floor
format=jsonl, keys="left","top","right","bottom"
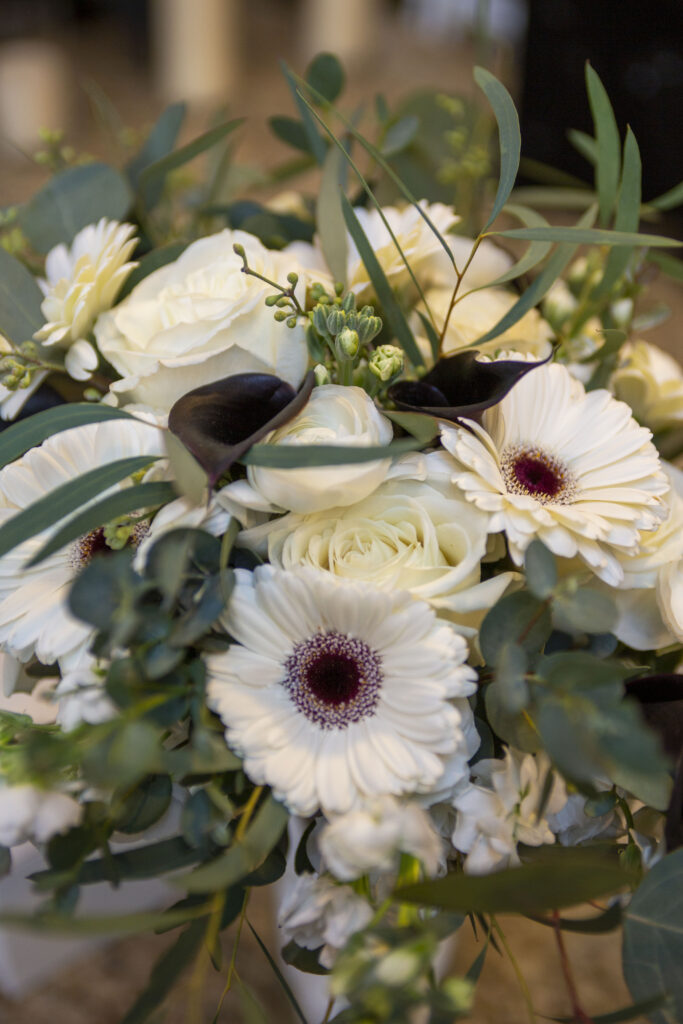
{"left": 0, "top": 5, "right": 679, "bottom": 1023}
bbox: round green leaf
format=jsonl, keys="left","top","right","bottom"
{"left": 305, "top": 53, "right": 345, "bottom": 103}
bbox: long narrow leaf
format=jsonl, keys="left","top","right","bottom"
{"left": 0, "top": 455, "right": 160, "bottom": 559}
{"left": 549, "top": 993, "right": 670, "bottom": 1024}
{"left": 648, "top": 250, "right": 683, "bottom": 281}
{"left": 567, "top": 128, "right": 599, "bottom": 166}
{"left": 585, "top": 63, "right": 621, "bottom": 225}
{"left": 341, "top": 195, "right": 424, "bottom": 367}
{"left": 280, "top": 61, "right": 326, "bottom": 164}
{"left": 139, "top": 119, "right": 243, "bottom": 198}
{"left": 242, "top": 436, "right": 422, "bottom": 469}
{"left": 649, "top": 178, "right": 683, "bottom": 211}
{"left": 0, "top": 902, "right": 211, "bottom": 935}
{"left": 296, "top": 89, "right": 438, "bottom": 323}
{"left": 492, "top": 226, "right": 680, "bottom": 247}
{"left": 472, "top": 203, "right": 552, "bottom": 289}
{"left": 510, "top": 187, "right": 598, "bottom": 210}
{"left": 248, "top": 921, "right": 308, "bottom": 1024}
{"left": 473, "top": 66, "right": 521, "bottom": 231}
{"left": 317, "top": 144, "right": 348, "bottom": 285}
{"left": 27, "top": 480, "right": 177, "bottom": 567}
{"left": 0, "top": 404, "right": 136, "bottom": 470}
{"left": 121, "top": 918, "right": 207, "bottom": 1024}
{"left": 292, "top": 72, "right": 455, "bottom": 266}
{"left": 475, "top": 205, "right": 597, "bottom": 345}
{"left": 593, "top": 126, "right": 642, "bottom": 296}
{"left": 0, "top": 248, "right": 44, "bottom": 344}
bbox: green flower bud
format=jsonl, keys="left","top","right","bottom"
{"left": 440, "top": 977, "right": 475, "bottom": 1013}
{"left": 313, "top": 305, "right": 331, "bottom": 337}
{"left": 314, "top": 363, "right": 331, "bottom": 386}
{"left": 232, "top": 242, "right": 246, "bottom": 259}
{"left": 274, "top": 310, "right": 288, "bottom": 322}
{"left": 286, "top": 271, "right": 299, "bottom": 286}
{"left": 337, "top": 326, "right": 360, "bottom": 359}
{"left": 326, "top": 308, "right": 346, "bottom": 334}
{"left": 342, "top": 292, "right": 356, "bottom": 314}
{"left": 368, "top": 344, "right": 404, "bottom": 382}
{"left": 358, "top": 315, "right": 383, "bottom": 345}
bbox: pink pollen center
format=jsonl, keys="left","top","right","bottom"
{"left": 513, "top": 455, "right": 562, "bottom": 497}
{"left": 304, "top": 652, "right": 361, "bottom": 706}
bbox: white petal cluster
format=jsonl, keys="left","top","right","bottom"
{"left": 95, "top": 229, "right": 322, "bottom": 411}
{"left": 611, "top": 340, "right": 683, "bottom": 433}
{"left": 206, "top": 567, "right": 477, "bottom": 817}
{"left": 55, "top": 661, "right": 117, "bottom": 731}
{"left": 219, "top": 385, "right": 394, "bottom": 519}
{"left": 0, "top": 783, "right": 82, "bottom": 847}
{"left": 0, "top": 416, "right": 165, "bottom": 668}
{"left": 35, "top": 219, "right": 137, "bottom": 380}
{"left": 278, "top": 872, "right": 373, "bottom": 968}
{"left": 240, "top": 451, "right": 515, "bottom": 638}
{"left": 452, "top": 749, "right": 566, "bottom": 874}
{"left": 546, "top": 793, "right": 619, "bottom": 847}
{"left": 319, "top": 795, "right": 442, "bottom": 881}
{"left": 441, "top": 361, "right": 669, "bottom": 586}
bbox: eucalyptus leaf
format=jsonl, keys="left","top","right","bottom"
{"left": 269, "top": 115, "right": 311, "bottom": 153}
{"left": 510, "top": 187, "right": 598, "bottom": 210}
{"left": 138, "top": 119, "right": 244, "bottom": 201}
{"left": 176, "top": 794, "right": 288, "bottom": 893}
{"left": 115, "top": 775, "right": 173, "bottom": 835}
{"left": 527, "top": 902, "right": 622, "bottom": 934}
{"left": 120, "top": 917, "right": 206, "bottom": 1024}
{"left": 567, "top": 128, "right": 599, "bottom": 166}
{"left": 623, "top": 848, "right": 683, "bottom": 1024}
{"left": 524, "top": 540, "right": 558, "bottom": 599}
{"left": 473, "top": 66, "right": 521, "bottom": 231}
{"left": 0, "top": 403, "right": 136, "bottom": 470}
{"left": 479, "top": 590, "right": 552, "bottom": 665}
{"left": 0, "top": 846, "right": 10, "bottom": 878}
{"left": 280, "top": 61, "right": 326, "bottom": 164}
{"left": 0, "top": 248, "right": 45, "bottom": 344}
{"left": 165, "top": 432, "right": 209, "bottom": 506}
{"left": 241, "top": 436, "right": 422, "bottom": 468}
{"left": 0, "top": 901, "right": 210, "bottom": 935}
{"left": 126, "top": 102, "right": 186, "bottom": 208}
{"left": 397, "top": 847, "right": 631, "bottom": 915}
{"left": 27, "top": 480, "right": 177, "bottom": 567}
{"left": 585, "top": 63, "right": 621, "bottom": 226}
{"left": 550, "top": 994, "right": 672, "bottom": 1024}
{"left": 0, "top": 455, "right": 160, "bottom": 560}
{"left": 649, "top": 178, "right": 683, "bottom": 212}
{"left": 21, "top": 163, "right": 133, "bottom": 252}
{"left": 593, "top": 127, "right": 642, "bottom": 296}
{"left": 305, "top": 52, "right": 345, "bottom": 104}
{"left": 341, "top": 195, "right": 424, "bottom": 367}
{"left": 478, "top": 203, "right": 552, "bottom": 288}
{"left": 493, "top": 226, "right": 680, "bottom": 248}
{"left": 381, "top": 115, "right": 419, "bottom": 156}
{"left": 648, "top": 251, "right": 683, "bottom": 282}
{"left": 249, "top": 922, "right": 310, "bottom": 1021}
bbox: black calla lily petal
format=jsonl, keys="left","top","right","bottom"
{"left": 168, "top": 370, "right": 315, "bottom": 486}
{"left": 625, "top": 674, "right": 683, "bottom": 851}
{"left": 388, "top": 349, "right": 550, "bottom": 423}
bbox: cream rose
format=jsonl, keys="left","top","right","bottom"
{"left": 95, "top": 229, "right": 320, "bottom": 411}
{"left": 219, "top": 384, "right": 393, "bottom": 517}
{"left": 611, "top": 340, "right": 683, "bottom": 433}
{"left": 416, "top": 285, "right": 553, "bottom": 366}
{"left": 239, "top": 451, "right": 515, "bottom": 636}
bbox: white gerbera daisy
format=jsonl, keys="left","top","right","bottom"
{"left": 206, "top": 567, "right": 477, "bottom": 817}
{"left": 0, "top": 417, "right": 165, "bottom": 668}
{"left": 34, "top": 219, "right": 137, "bottom": 380}
{"left": 440, "top": 361, "right": 668, "bottom": 586}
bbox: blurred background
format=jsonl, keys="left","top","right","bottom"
{"left": 0, "top": 2, "right": 681, "bottom": 1021}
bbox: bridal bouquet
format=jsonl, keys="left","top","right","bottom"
{"left": 0, "top": 53, "right": 682, "bottom": 1023}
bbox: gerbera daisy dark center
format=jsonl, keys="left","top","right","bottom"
{"left": 501, "top": 444, "right": 575, "bottom": 505}
{"left": 284, "top": 631, "right": 382, "bottom": 729}
{"left": 70, "top": 522, "right": 149, "bottom": 570}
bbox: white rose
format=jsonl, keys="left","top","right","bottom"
{"left": 240, "top": 451, "right": 515, "bottom": 636}
{"left": 95, "top": 229, "right": 321, "bottom": 411}
{"left": 611, "top": 340, "right": 683, "bottom": 433}
{"left": 319, "top": 795, "right": 442, "bottom": 881}
{"left": 0, "top": 784, "right": 82, "bottom": 847}
{"left": 35, "top": 218, "right": 138, "bottom": 381}
{"left": 219, "top": 384, "right": 394, "bottom": 516}
{"left": 416, "top": 285, "right": 553, "bottom": 366}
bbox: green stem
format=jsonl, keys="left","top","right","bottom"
{"left": 490, "top": 915, "right": 536, "bottom": 1024}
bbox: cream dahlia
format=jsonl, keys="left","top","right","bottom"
{"left": 206, "top": 567, "right": 477, "bottom": 817}
{"left": 440, "top": 361, "right": 668, "bottom": 586}
{"left": 35, "top": 219, "right": 138, "bottom": 380}
{"left": 0, "top": 417, "right": 166, "bottom": 667}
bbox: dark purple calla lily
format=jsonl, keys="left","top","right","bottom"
{"left": 168, "top": 370, "right": 315, "bottom": 487}
{"left": 388, "top": 349, "right": 550, "bottom": 424}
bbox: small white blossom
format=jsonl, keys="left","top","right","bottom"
{"left": 319, "top": 795, "right": 443, "bottom": 881}
{"left": 278, "top": 872, "right": 373, "bottom": 968}
{"left": 0, "top": 784, "right": 82, "bottom": 847}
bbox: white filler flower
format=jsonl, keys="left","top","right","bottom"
{"left": 278, "top": 872, "right": 373, "bottom": 968}
{"left": 206, "top": 567, "right": 477, "bottom": 816}
{"left": 0, "top": 783, "right": 82, "bottom": 847}
{"left": 35, "top": 219, "right": 137, "bottom": 380}
{"left": 0, "top": 417, "right": 165, "bottom": 668}
{"left": 441, "top": 361, "right": 668, "bottom": 586}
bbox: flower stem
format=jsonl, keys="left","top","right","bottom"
{"left": 490, "top": 915, "right": 536, "bottom": 1024}
{"left": 552, "top": 911, "right": 595, "bottom": 1024}
{"left": 437, "top": 235, "right": 484, "bottom": 355}
{"left": 235, "top": 785, "right": 263, "bottom": 841}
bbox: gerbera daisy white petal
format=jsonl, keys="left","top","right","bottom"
{"left": 440, "top": 361, "right": 668, "bottom": 585}
{"left": 0, "top": 417, "right": 166, "bottom": 667}
{"left": 35, "top": 219, "right": 137, "bottom": 360}
{"left": 206, "top": 567, "right": 478, "bottom": 817}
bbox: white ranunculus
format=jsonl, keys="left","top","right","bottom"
{"left": 451, "top": 750, "right": 566, "bottom": 874}
{"left": 0, "top": 784, "right": 82, "bottom": 847}
{"left": 219, "top": 384, "right": 394, "bottom": 517}
{"left": 278, "top": 872, "right": 373, "bottom": 968}
{"left": 240, "top": 451, "right": 516, "bottom": 638}
{"left": 319, "top": 795, "right": 442, "bottom": 881}
{"left": 35, "top": 219, "right": 138, "bottom": 380}
{"left": 416, "top": 285, "right": 553, "bottom": 366}
{"left": 95, "top": 229, "right": 321, "bottom": 411}
{"left": 611, "top": 340, "right": 683, "bottom": 433}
